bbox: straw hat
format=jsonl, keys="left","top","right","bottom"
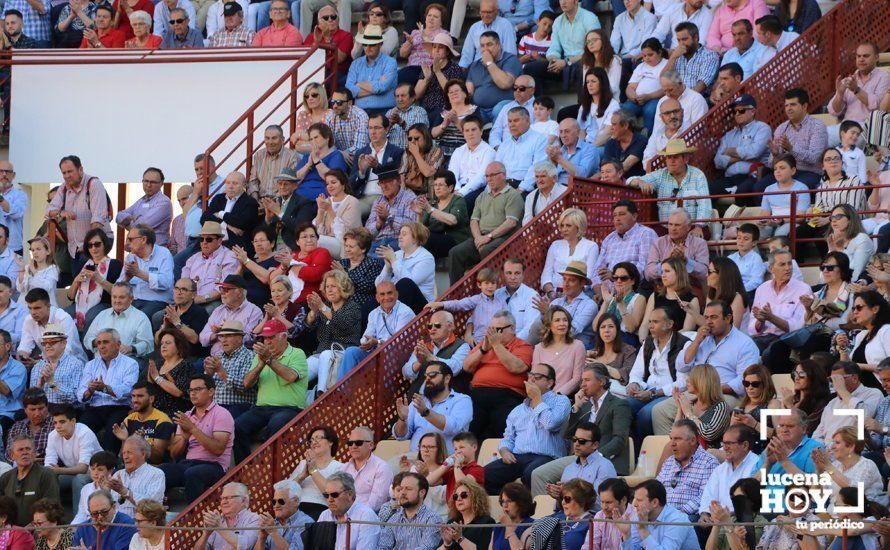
{"left": 199, "top": 221, "right": 224, "bottom": 236}
{"left": 356, "top": 24, "right": 385, "bottom": 45}
{"left": 657, "top": 138, "right": 697, "bottom": 156}
{"left": 217, "top": 320, "right": 245, "bottom": 336}
{"left": 557, "top": 261, "right": 591, "bottom": 285}
{"left": 41, "top": 324, "right": 67, "bottom": 340}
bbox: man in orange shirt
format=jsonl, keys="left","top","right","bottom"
{"left": 251, "top": 0, "right": 301, "bottom": 47}
{"left": 462, "top": 310, "right": 532, "bottom": 440}
{"left": 80, "top": 4, "right": 125, "bottom": 48}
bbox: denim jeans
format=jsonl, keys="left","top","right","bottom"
{"left": 625, "top": 394, "right": 668, "bottom": 445}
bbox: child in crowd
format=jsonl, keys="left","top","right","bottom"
{"left": 426, "top": 431, "right": 485, "bottom": 501}
{"left": 426, "top": 268, "right": 505, "bottom": 347}
{"left": 531, "top": 96, "right": 559, "bottom": 144}
{"left": 517, "top": 11, "right": 555, "bottom": 66}
{"left": 767, "top": 235, "right": 805, "bottom": 281}
{"left": 727, "top": 223, "right": 767, "bottom": 295}
{"left": 72, "top": 451, "right": 119, "bottom": 524}
{"left": 759, "top": 154, "right": 810, "bottom": 237}
{"left": 837, "top": 120, "right": 868, "bottom": 183}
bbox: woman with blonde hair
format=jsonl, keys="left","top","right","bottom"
{"left": 253, "top": 275, "right": 306, "bottom": 345}
{"left": 811, "top": 426, "right": 884, "bottom": 510}
{"left": 439, "top": 478, "right": 495, "bottom": 550}
{"left": 290, "top": 82, "right": 329, "bottom": 153}
{"left": 670, "top": 364, "right": 730, "bottom": 447}
{"left": 533, "top": 306, "right": 586, "bottom": 396}
{"left": 541, "top": 208, "right": 599, "bottom": 298}
{"left": 17, "top": 236, "right": 59, "bottom": 307}
{"left": 638, "top": 257, "right": 698, "bottom": 341}
{"left": 130, "top": 499, "right": 166, "bottom": 550}
{"left": 305, "top": 269, "right": 362, "bottom": 396}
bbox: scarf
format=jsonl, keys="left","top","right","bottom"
{"left": 75, "top": 258, "right": 110, "bottom": 330}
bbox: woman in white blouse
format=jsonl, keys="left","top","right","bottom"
{"left": 17, "top": 236, "right": 59, "bottom": 307}
{"left": 837, "top": 290, "right": 890, "bottom": 377}
{"left": 289, "top": 425, "right": 343, "bottom": 520}
{"left": 313, "top": 169, "right": 362, "bottom": 260}
{"left": 580, "top": 29, "right": 622, "bottom": 96}
{"left": 811, "top": 426, "right": 884, "bottom": 511}
{"left": 375, "top": 221, "right": 435, "bottom": 313}
{"left": 578, "top": 68, "right": 621, "bottom": 147}
{"left": 541, "top": 208, "right": 599, "bottom": 298}
{"left": 826, "top": 204, "right": 875, "bottom": 280}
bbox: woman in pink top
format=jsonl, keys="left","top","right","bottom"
{"left": 252, "top": 0, "right": 302, "bottom": 46}
{"left": 397, "top": 3, "right": 449, "bottom": 85}
{"left": 532, "top": 305, "right": 586, "bottom": 396}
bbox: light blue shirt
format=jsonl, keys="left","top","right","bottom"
{"left": 363, "top": 301, "right": 416, "bottom": 343}
{"left": 0, "top": 248, "right": 19, "bottom": 284}
{"left": 610, "top": 8, "right": 657, "bottom": 57}
{"left": 556, "top": 140, "right": 600, "bottom": 185}
{"left": 184, "top": 204, "right": 204, "bottom": 239}
{"left": 728, "top": 249, "right": 766, "bottom": 293}
{"left": 761, "top": 180, "right": 811, "bottom": 217}
{"left": 346, "top": 53, "right": 398, "bottom": 112}
{"left": 0, "top": 187, "right": 27, "bottom": 253}
{"left": 0, "top": 357, "right": 26, "bottom": 419}
{"left": 502, "top": 391, "right": 572, "bottom": 458}
{"left": 680, "top": 326, "right": 761, "bottom": 395}
{"left": 119, "top": 245, "right": 174, "bottom": 303}
{"left": 721, "top": 40, "right": 769, "bottom": 80}
{"left": 78, "top": 353, "right": 139, "bottom": 408}
{"left": 489, "top": 97, "right": 535, "bottom": 148}
{"left": 442, "top": 293, "right": 507, "bottom": 341}
{"left": 494, "top": 129, "right": 549, "bottom": 192}
{"left": 621, "top": 504, "right": 700, "bottom": 550}
{"left": 714, "top": 120, "right": 772, "bottom": 177}
{"left": 393, "top": 390, "right": 473, "bottom": 453}
{"left": 755, "top": 435, "right": 825, "bottom": 510}
{"left": 375, "top": 247, "right": 436, "bottom": 302}
{"left": 459, "top": 17, "right": 518, "bottom": 68}
{"left": 561, "top": 451, "right": 617, "bottom": 510}
{"left": 0, "top": 301, "right": 26, "bottom": 348}
{"left": 546, "top": 8, "right": 601, "bottom": 60}
{"left": 552, "top": 293, "right": 598, "bottom": 348}
{"left": 498, "top": 0, "right": 549, "bottom": 28}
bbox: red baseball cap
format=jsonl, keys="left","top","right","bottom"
{"left": 260, "top": 319, "right": 287, "bottom": 337}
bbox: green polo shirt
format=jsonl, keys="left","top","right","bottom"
{"left": 471, "top": 185, "right": 525, "bottom": 234}
{"left": 252, "top": 345, "right": 309, "bottom": 408}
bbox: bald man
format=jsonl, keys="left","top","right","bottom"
{"left": 547, "top": 118, "right": 599, "bottom": 186}
{"left": 642, "top": 98, "right": 686, "bottom": 169}
{"left": 489, "top": 75, "right": 536, "bottom": 148}
{"left": 201, "top": 171, "right": 261, "bottom": 255}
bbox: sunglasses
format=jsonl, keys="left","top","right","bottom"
{"left": 742, "top": 380, "right": 762, "bottom": 388}
{"left": 90, "top": 508, "right": 112, "bottom": 518}
{"left": 499, "top": 497, "right": 513, "bottom": 506}
{"left": 733, "top": 108, "right": 752, "bottom": 114}
{"left": 347, "top": 439, "right": 369, "bottom": 447}
{"left": 168, "top": 17, "right": 185, "bottom": 24}
{"left": 407, "top": 136, "right": 419, "bottom": 142}
{"left": 830, "top": 214, "right": 849, "bottom": 220}
{"left": 791, "top": 371, "right": 808, "bottom": 379}
{"left": 305, "top": 92, "right": 319, "bottom": 99}
{"left": 561, "top": 495, "right": 574, "bottom": 504}
{"left": 87, "top": 241, "right": 104, "bottom": 249}
{"left": 320, "top": 14, "right": 338, "bottom": 20}
{"left": 330, "top": 99, "right": 346, "bottom": 106}
{"left": 613, "top": 275, "right": 631, "bottom": 282}
{"left": 513, "top": 86, "right": 529, "bottom": 92}
{"left": 272, "top": 498, "right": 288, "bottom": 505}
{"left": 852, "top": 304, "right": 865, "bottom": 312}
{"left": 427, "top": 323, "right": 443, "bottom": 330}
{"left": 571, "top": 437, "right": 592, "bottom": 445}
{"left": 452, "top": 491, "right": 469, "bottom": 501}
{"left": 322, "top": 491, "right": 342, "bottom": 499}
{"left": 201, "top": 237, "right": 219, "bottom": 243}
{"left": 670, "top": 470, "right": 681, "bottom": 489}
{"left": 528, "top": 372, "right": 552, "bottom": 381}
{"left": 493, "top": 324, "right": 513, "bottom": 333}
{"left": 820, "top": 264, "right": 838, "bottom": 272}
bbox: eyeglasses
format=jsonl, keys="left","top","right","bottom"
{"left": 320, "top": 14, "right": 338, "bottom": 20}
{"left": 830, "top": 214, "right": 849, "bottom": 220}
{"left": 369, "top": 9, "right": 384, "bottom": 15}
{"left": 742, "top": 380, "right": 762, "bottom": 388}
{"left": 513, "top": 86, "right": 529, "bottom": 92}
{"left": 188, "top": 386, "right": 208, "bottom": 393}
{"left": 485, "top": 171, "right": 505, "bottom": 178}
{"left": 347, "top": 439, "right": 369, "bottom": 447}
{"left": 499, "top": 497, "right": 513, "bottom": 506}
{"left": 322, "top": 491, "right": 342, "bottom": 499}
{"left": 452, "top": 491, "right": 469, "bottom": 501}
{"left": 493, "top": 324, "right": 513, "bottom": 333}
{"left": 90, "top": 508, "right": 112, "bottom": 518}
{"left": 824, "top": 156, "right": 842, "bottom": 163}
{"left": 427, "top": 323, "right": 443, "bottom": 330}
{"left": 613, "top": 275, "right": 631, "bottom": 282}
{"left": 528, "top": 372, "right": 552, "bottom": 381}
{"left": 820, "top": 264, "right": 838, "bottom": 272}
{"left": 661, "top": 108, "right": 682, "bottom": 116}
{"left": 87, "top": 241, "right": 104, "bottom": 249}
{"left": 571, "top": 437, "right": 592, "bottom": 445}
{"left": 790, "top": 371, "right": 808, "bottom": 379}
{"left": 330, "top": 99, "right": 346, "bottom": 106}
{"left": 168, "top": 17, "right": 185, "bottom": 24}
{"left": 309, "top": 435, "right": 327, "bottom": 443}
{"left": 201, "top": 237, "right": 219, "bottom": 243}
{"left": 272, "top": 498, "right": 288, "bottom": 505}
{"left": 561, "top": 495, "right": 574, "bottom": 504}
{"left": 270, "top": 7, "right": 288, "bottom": 11}
{"left": 174, "top": 286, "right": 193, "bottom": 292}
{"left": 425, "top": 371, "right": 442, "bottom": 379}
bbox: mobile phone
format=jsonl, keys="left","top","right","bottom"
{"left": 732, "top": 408, "right": 746, "bottom": 415}
{"left": 84, "top": 264, "right": 96, "bottom": 271}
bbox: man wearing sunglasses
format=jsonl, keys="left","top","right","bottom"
{"left": 257, "top": 479, "right": 314, "bottom": 550}
{"left": 181, "top": 221, "right": 240, "bottom": 311}
{"left": 711, "top": 93, "right": 771, "bottom": 199}
{"left": 324, "top": 89, "right": 370, "bottom": 166}
{"left": 72, "top": 490, "right": 137, "bottom": 549}
{"left": 342, "top": 426, "right": 392, "bottom": 512}
{"left": 160, "top": 7, "right": 203, "bottom": 48}
{"left": 318, "top": 471, "right": 380, "bottom": 548}
{"left": 402, "top": 311, "right": 471, "bottom": 395}
{"left": 488, "top": 75, "right": 535, "bottom": 148}
{"left": 654, "top": 419, "right": 718, "bottom": 521}
{"left": 811, "top": 361, "right": 883, "bottom": 445}
{"left": 483, "top": 363, "right": 571, "bottom": 495}
{"left": 544, "top": 421, "right": 615, "bottom": 511}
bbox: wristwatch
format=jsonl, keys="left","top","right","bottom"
{"left": 118, "top": 491, "right": 128, "bottom": 505}
{"left": 485, "top": 61, "right": 493, "bottom": 67}
{"left": 420, "top": 408, "right": 431, "bottom": 418}
{"left": 175, "top": 322, "right": 183, "bottom": 329}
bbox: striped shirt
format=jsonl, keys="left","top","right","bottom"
{"left": 769, "top": 115, "right": 828, "bottom": 174}
{"left": 30, "top": 354, "right": 84, "bottom": 405}
{"left": 377, "top": 504, "right": 442, "bottom": 550}
{"left": 385, "top": 105, "right": 428, "bottom": 150}
{"left": 213, "top": 346, "right": 258, "bottom": 406}
{"left": 44, "top": 175, "right": 113, "bottom": 257}
{"left": 112, "top": 462, "right": 165, "bottom": 518}
{"left": 248, "top": 147, "right": 300, "bottom": 200}
{"left": 812, "top": 175, "right": 867, "bottom": 213}
{"left": 674, "top": 46, "right": 720, "bottom": 89}
{"left": 501, "top": 391, "right": 572, "bottom": 459}
{"left": 592, "top": 223, "right": 658, "bottom": 286}
{"left": 77, "top": 353, "right": 139, "bottom": 408}
{"left": 4, "top": 416, "right": 52, "bottom": 462}
{"left": 655, "top": 446, "right": 719, "bottom": 514}
{"left": 633, "top": 165, "right": 712, "bottom": 224}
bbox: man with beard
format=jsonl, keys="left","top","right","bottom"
{"left": 378, "top": 473, "right": 442, "bottom": 550}
{"left": 392, "top": 360, "right": 472, "bottom": 454}
{"left": 113, "top": 381, "right": 174, "bottom": 465}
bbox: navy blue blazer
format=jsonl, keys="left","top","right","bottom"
{"left": 349, "top": 142, "right": 404, "bottom": 197}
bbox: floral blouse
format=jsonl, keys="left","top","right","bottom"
{"left": 419, "top": 61, "right": 466, "bottom": 114}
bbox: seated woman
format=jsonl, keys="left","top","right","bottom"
{"left": 330, "top": 227, "right": 384, "bottom": 319}
{"left": 578, "top": 68, "right": 620, "bottom": 148}
{"left": 780, "top": 359, "right": 832, "bottom": 435}
{"left": 796, "top": 251, "right": 854, "bottom": 356}
{"left": 438, "top": 478, "right": 495, "bottom": 550}
{"left": 124, "top": 10, "right": 161, "bottom": 48}
{"left": 684, "top": 257, "right": 749, "bottom": 331}
{"left": 730, "top": 364, "right": 781, "bottom": 441}
{"left": 594, "top": 261, "right": 645, "bottom": 346}
{"left": 413, "top": 169, "right": 470, "bottom": 260}
{"left": 549, "top": 479, "right": 596, "bottom": 550}
{"left": 399, "top": 432, "right": 447, "bottom": 517}
{"left": 148, "top": 328, "right": 193, "bottom": 417}
{"left": 588, "top": 313, "right": 638, "bottom": 394}
{"left": 289, "top": 425, "right": 343, "bottom": 520}
{"left": 491, "top": 482, "right": 535, "bottom": 550}
{"left": 541, "top": 208, "right": 599, "bottom": 299}
{"left": 812, "top": 426, "right": 884, "bottom": 510}
{"left": 431, "top": 80, "right": 478, "bottom": 161}
{"left": 66, "top": 228, "right": 122, "bottom": 332}
{"left": 534, "top": 306, "right": 587, "bottom": 396}
{"left": 290, "top": 83, "right": 328, "bottom": 154}
{"left": 639, "top": 257, "right": 698, "bottom": 342}
{"left": 293, "top": 123, "right": 349, "bottom": 202}
{"left": 349, "top": 3, "right": 398, "bottom": 60}
{"left": 826, "top": 204, "right": 875, "bottom": 281}
{"left": 838, "top": 290, "right": 890, "bottom": 383}
{"left": 270, "top": 222, "right": 332, "bottom": 306}
{"left": 397, "top": 3, "right": 449, "bottom": 86}
{"left": 375, "top": 222, "right": 435, "bottom": 314}
{"left": 130, "top": 498, "right": 167, "bottom": 550}
{"left": 233, "top": 226, "right": 279, "bottom": 308}
{"left": 254, "top": 275, "right": 306, "bottom": 346}
{"left": 17, "top": 236, "right": 59, "bottom": 307}
{"left": 705, "top": 478, "right": 768, "bottom": 550}
{"left": 758, "top": 154, "right": 810, "bottom": 238}
{"left": 621, "top": 38, "right": 668, "bottom": 133}
{"left": 313, "top": 169, "right": 362, "bottom": 260}
{"left": 415, "top": 33, "right": 465, "bottom": 126}
{"left": 401, "top": 124, "right": 443, "bottom": 198}
{"left": 305, "top": 270, "right": 361, "bottom": 396}
{"left": 671, "top": 364, "right": 730, "bottom": 447}
{"left": 580, "top": 29, "right": 622, "bottom": 97}
{"left": 820, "top": 487, "right": 888, "bottom": 549}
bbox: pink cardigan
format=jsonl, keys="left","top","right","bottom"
{"left": 532, "top": 339, "right": 587, "bottom": 396}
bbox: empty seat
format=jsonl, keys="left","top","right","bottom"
{"left": 478, "top": 438, "right": 502, "bottom": 466}
{"left": 800, "top": 266, "right": 821, "bottom": 286}
{"left": 622, "top": 435, "right": 670, "bottom": 482}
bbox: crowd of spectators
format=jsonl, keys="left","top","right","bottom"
{"left": 1, "top": 0, "right": 890, "bottom": 547}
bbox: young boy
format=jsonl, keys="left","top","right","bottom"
{"left": 837, "top": 120, "right": 867, "bottom": 183}
{"left": 727, "top": 223, "right": 767, "bottom": 295}
{"left": 531, "top": 96, "right": 559, "bottom": 144}
{"left": 72, "top": 451, "right": 119, "bottom": 524}
{"left": 518, "top": 11, "right": 555, "bottom": 65}
{"left": 426, "top": 431, "right": 485, "bottom": 500}
{"left": 426, "top": 268, "right": 505, "bottom": 347}
{"left": 767, "top": 235, "right": 804, "bottom": 281}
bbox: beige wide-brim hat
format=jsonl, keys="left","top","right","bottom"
{"left": 217, "top": 320, "right": 246, "bottom": 336}
{"left": 423, "top": 33, "right": 459, "bottom": 57}
{"left": 41, "top": 324, "right": 68, "bottom": 340}
{"left": 356, "top": 24, "right": 385, "bottom": 45}
{"left": 200, "top": 221, "right": 224, "bottom": 236}
{"left": 657, "top": 138, "right": 697, "bottom": 156}
{"left": 558, "top": 260, "right": 591, "bottom": 285}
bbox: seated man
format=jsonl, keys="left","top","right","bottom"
{"left": 378, "top": 472, "right": 442, "bottom": 549}
{"left": 45, "top": 405, "right": 102, "bottom": 512}
{"left": 116, "top": 381, "right": 174, "bottom": 465}
{"left": 710, "top": 94, "right": 771, "bottom": 198}
{"left": 115, "top": 168, "right": 173, "bottom": 248}
{"left": 811, "top": 361, "right": 884, "bottom": 445}
{"left": 698, "top": 425, "right": 760, "bottom": 520}
{"left": 77, "top": 328, "right": 139, "bottom": 451}
{"left": 449, "top": 116, "right": 496, "bottom": 212}
{"left": 493, "top": 107, "right": 549, "bottom": 194}
{"left": 529, "top": 262, "right": 598, "bottom": 347}
{"left": 202, "top": 171, "right": 261, "bottom": 254}
{"left": 653, "top": 0, "right": 713, "bottom": 49}
{"left": 118, "top": 224, "right": 174, "bottom": 321}
{"left": 709, "top": 63, "right": 744, "bottom": 106}
{"left": 753, "top": 14, "right": 800, "bottom": 67}
{"left": 346, "top": 25, "right": 398, "bottom": 116}
{"left": 160, "top": 374, "right": 234, "bottom": 502}
{"left": 592, "top": 200, "right": 657, "bottom": 295}
{"left": 246, "top": 125, "right": 301, "bottom": 201}
{"left": 642, "top": 98, "right": 686, "bottom": 170}
{"left": 465, "top": 31, "right": 523, "bottom": 123}
{"left": 602, "top": 110, "right": 648, "bottom": 178}
{"left": 828, "top": 42, "right": 890, "bottom": 146}
{"left": 257, "top": 480, "right": 314, "bottom": 549}
{"left": 401, "top": 312, "right": 471, "bottom": 393}
{"left": 523, "top": 162, "right": 567, "bottom": 225}
{"left": 318, "top": 472, "right": 380, "bottom": 546}
{"left": 181, "top": 221, "right": 240, "bottom": 313}
{"left": 488, "top": 75, "right": 536, "bottom": 149}
{"left": 4, "top": 388, "right": 53, "bottom": 462}
{"left": 643, "top": 209, "right": 709, "bottom": 288}
{"left": 0, "top": 275, "right": 26, "bottom": 348}
{"left": 385, "top": 82, "right": 428, "bottom": 150}
{"left": 495, "top": 258, "right": 539, "bottom": 342}
{"left": 393, "top": 360, "right": 472, "bottom": 452}
{"left": 73, "top": 490, "right": 137, "bottom": 548}
{"left": 544, "top": 421, "right": 616, "bottom": 508}
{"left": 351, "top": 114, "right": 405, "bottom": 216}
{"left": 548, "top": 118, "right": 598, "bottom": 187}
{"left": 756, "top": 88, "right": 827, "bottom": 190}
{"left": 458, "top": 0, "right": 518, "bottom": 69}
{"left": 233, "top": 319, "right": 307, "bottom": 462}
{"left": 652, "top": 71, "right": 708, "bottom": 139}
{"left": 324, "top": 89, "right": 370, "bottom": 166}
{"left": 463, "top": 311, "right": 533, "bottom": 440}
{"left": 83, "top": 282, "right": 154, "bottom": 360}
{"left": 204, "top": 320, "right": 258, "bottom": 420}
{"left": 754, "top": 408, "right": 824, "bottom": 508}
{"left": 627, "top": 479, "right": 700, "bottom": 547}
{"left": 0, "top": 435, "right": 59, "bottom": 526}
{"left": 152, "top": 278, "right": 210, "bottom": 357}
{"left": 341, "top": 426, "right": 393, "bottom": 512}
{"left": 654, "top": 419, "right": 719, "bottom": 519}
{"left": 610, "top": 0, "right": 656, "bottom": 63}
{"left": 363, "top": 174, "right": 417, "bottom": 256}
{"left": 199, "top": 274, "right": 263, "bottom": 356}
{"left": 484, "top": 363, "right": 571, "bottom": 494}
{"left": 194, "top": 482, "right": 260, "bottom": 550}
{"left": 721, "top": 20, "right": 768, "bottom": 80}
{"left": 208, "top": 1, "right": 255, "bottom": 47}
{"left": 0, "top": 328, "right": 25, "bottom": 434}
{"left": 17, "top": 288, "right": 87, "bottom": 365}
{"left": 160, "top": 7, "right": 203, "bottom": 48}
{"left": 665, "top": 22, "right": 719, "bottom": 94}
{"left": 108, "top": 436, "right": 165, "bottom": 519}
{"left": 264, "top": 168, "right": 317, "bottom": 252}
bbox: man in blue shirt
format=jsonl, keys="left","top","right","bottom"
{"left": 711, "top": 93, "right": 772, "bottom": 199}
{"left": 73, "top": 490, "right": 137, "bottom": 549}
{"left": 548, "top": 118, "right": 599, "bottom": 186}
{"left": 0, "top": 162, "right": 27, "bottom": 256}
{"left": 525, "top": 0, "right": 600, "bottom": 90}
{"left": 119, "top": 225, "right": 175, "bottom": 321}
{"left": 346, "top": 25, "right": 398, "bottom": 116}
{"left": 494, "top": 107, "right": 549, "bottom": 193}
{"left": 459, "top": 0, "right": 517, "bottom": 69}
{"left": 0, "top": 329, "right": 26, "bottom": 435}
{"left": 160, "top": 7, "right": 204, "bottom": 49}
{"left": 622, "top": 479, "right": 699, "bottom": 549}
{"left": 466, "top": 31, "right": 524, "bottom": 123}
{"left": 721, "top": 19, "right": 768, "bottom": 81}
{"left": 754, "top": 407, "right": 825, "bottom": 509}
{"left": 0, "top": 277, "right": 26, "bottom": 348}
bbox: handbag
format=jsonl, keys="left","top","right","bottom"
{"left": 778, "top": 322, "right": 825, "bottom": 348}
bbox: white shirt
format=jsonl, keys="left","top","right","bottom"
{"left": 628, "top": 334, "right": 691, "bottom": 396}
{"left": 18, "top": 306, "right": 87, "bottom": 363}
{"left": 449, "top": 141, "right": 496, "bottom": 197}
{"left": 653, "top": 88, "right": 708, "bottom": 138}
{"left": 362, "top": 143, "right": 389, "bottom": 197}
{"left": 113, "top": 462, "right": 166, "bottom": 518}
{"left": 653, "top": 2, "right": 714, "bottom": 48}
{"left": 579, "top": 99, "right": 620, "bottom": 145}
{"left": 643, "top": 121, "right": 690, "bottom": 166}
{"left": 811, "top": 384, "right": 886, "bottom": 444}
{"left": 755, "top": 31, "right": 800, "bottom": 68}
{"left": 0, "top": 247, "right": 20, "bottom": 284}
{"left": 541, "top": 238, "right": 600, "bottom": 289}
{"left": 45, "top": 423, "right": 102, "bottom": 470}
{"left": 83, "top": 306, "right": 154, "bottom": 358}
{"left": 289, "top": 459, "right": 344, "bottom": 505}
{"left": 74, "top": 481, "right": 121, "bottom": 524}
{"left": 523, "top": 183, "right": 567, "bottom": 225}
{"left": 629, "top": 58, "right": 669, "bottom": 96}
{"left": 495, "top": 284, "right": 538, "bottom": 341}
{"left": 375, "top": 247, "right": 436, "bottom": 302}
{"left": 698, "top": 451, "right": 761, "bottom": 513}
{"left": 318, "top": 500, "right": 381, "bottom": 550}
{"left": 853, "top": 324, "right": 890, "bottom": 367}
